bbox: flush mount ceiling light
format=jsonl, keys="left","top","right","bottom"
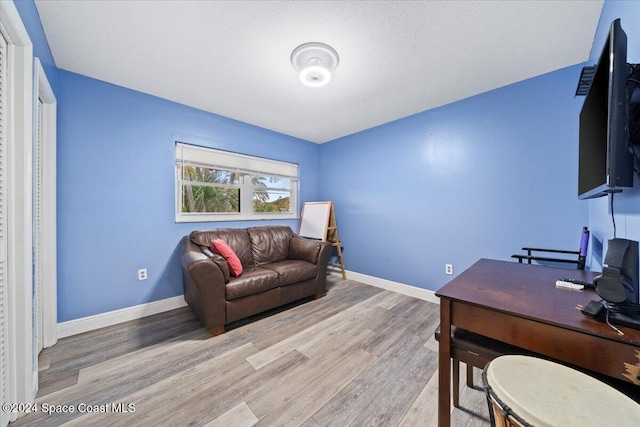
{"left": 291, "top": 42, "right": 339, "bottom": 88}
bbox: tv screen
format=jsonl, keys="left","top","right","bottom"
{"left": 578, "top": 19, "right": 634, "bottom": 199}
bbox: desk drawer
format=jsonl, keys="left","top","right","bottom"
{"left": 451, "top": 302, "right": 640, "bottom": 385}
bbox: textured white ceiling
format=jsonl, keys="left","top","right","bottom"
{"left": 35, "top": 1, "right": 603, "bottom": 143}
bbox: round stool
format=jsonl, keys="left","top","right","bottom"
{"left": 482, "top": 355, "right": 640, "bottom": 427}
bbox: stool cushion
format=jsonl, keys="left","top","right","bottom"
{"left": 434, "top": 326, "right": 527, "bottom": 359}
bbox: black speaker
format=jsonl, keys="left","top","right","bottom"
{"left": 594, "top": 238, "right": 639, "bottom": 304}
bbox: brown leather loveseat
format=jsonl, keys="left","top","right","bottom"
{"left": 181, "top": 225, "right": 332, "bottom": 335}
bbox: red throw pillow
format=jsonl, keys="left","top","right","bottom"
{"left": 211, "top": 239, "right": 243, "bottom": 277}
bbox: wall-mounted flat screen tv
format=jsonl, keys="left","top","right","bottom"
{"left": 578, "top": 19, "right": 634, "bottom": 200}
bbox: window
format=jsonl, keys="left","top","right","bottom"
{"left": 176, "top": 143, "right": 298, "bottom": 222}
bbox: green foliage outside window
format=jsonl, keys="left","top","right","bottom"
{"left": 181, "top": 166, "right": 240, "bottom": 213}
{"left": 181, "top": 167, "right": 292, "bottom": 214}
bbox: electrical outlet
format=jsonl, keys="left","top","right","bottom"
{"left": 138, "top": 268, "right": 148, "bottom": 281}
{"left": 445, "top": 264, "right": 453, "bottom": 275}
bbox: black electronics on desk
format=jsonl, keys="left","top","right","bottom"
{"left": 595, "top": 238, "right": 639, "bottom": 304}
{"left": 592, "top": 238, "right": 640, "bottom": 331}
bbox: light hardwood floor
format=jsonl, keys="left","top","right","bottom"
{"left": 14, "top": 277, "right": 490, "bottom": 426}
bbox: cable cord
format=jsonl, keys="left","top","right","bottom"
{"left": 605, "top": 309, "right": 625, "bottom": 335}
{"left": 606, "top": 301, "right": 640, "bottom": 314}
{"left": 611, "top": 192, "right": 617, "bottom": 238}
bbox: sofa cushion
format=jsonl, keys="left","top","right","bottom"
{"left": 190, "top": 229, "right": 254, "bottom": 267}
{"left": 261, "top": 260, "right": 317, "bottom": 286}
{"left": 211, "top": 239, "right": 243, "bottom": 277}
{"left": 248, "top": 226, "right": 293, "bottom": 266}
{"left": 288, "top": 235, "right": 322, "bottom": 264}
{"left": 225, "top": 266, "right": 280, "bottom": 300}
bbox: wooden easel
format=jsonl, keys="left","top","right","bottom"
{"left": 299, "top": 201, "right": 346, "bottom": 279}
{"left": 325, "top": 204, "right": 346, "bottom": 280}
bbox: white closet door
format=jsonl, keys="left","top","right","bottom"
{"left": 0, "top": 31, "right": 10, "bottom": 427}
{"left": 34, "top": 97, "right": 43, "bottom": 354}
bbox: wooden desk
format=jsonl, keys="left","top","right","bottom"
{"left": 435, "top": 259, "right": 640, "bottom": 427}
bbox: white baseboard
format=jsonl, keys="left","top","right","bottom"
{"left": 331, "top": 269, "right": 440, "bottom": 304}
{"left": 59, "top": 272, "right": 436, "bottom": 338}
{"left": 57, "top": 295, "right": 188, "bottom": 338}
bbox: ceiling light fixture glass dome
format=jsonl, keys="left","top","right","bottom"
{"left": 300, "top": 65, "right": 331, "bottom": 87}
{"left": 291, "top": 42, "right": 339, "bottom": 88}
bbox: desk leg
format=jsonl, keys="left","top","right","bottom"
{"left": 438, "top": 299, "right": 451, "bottom": 427}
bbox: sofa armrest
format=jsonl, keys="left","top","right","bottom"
{"left": 202, "top": 247, "right": 231, "bottom": 283}
{"left": 180, "top": 236, "right": 227, "bottom": 333}
{"left": 288, "top": 235, "right": 331, "bottom": 264}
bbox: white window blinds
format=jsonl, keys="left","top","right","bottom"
{"left": 176, "top": 143, "right": 298, "bottom": 179}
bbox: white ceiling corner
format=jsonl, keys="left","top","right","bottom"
{"left": 34, "top": 0, "right": 603, "bottom": 143}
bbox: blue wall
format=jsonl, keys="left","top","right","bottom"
{"left": 56, "top": 70, "right": 321, "bottom": 321}
{"left": 587, "top": 1, "right": 640, "bottom": 270}
{"left": 319, "top": 65, "right": 588, "bottom": 291}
